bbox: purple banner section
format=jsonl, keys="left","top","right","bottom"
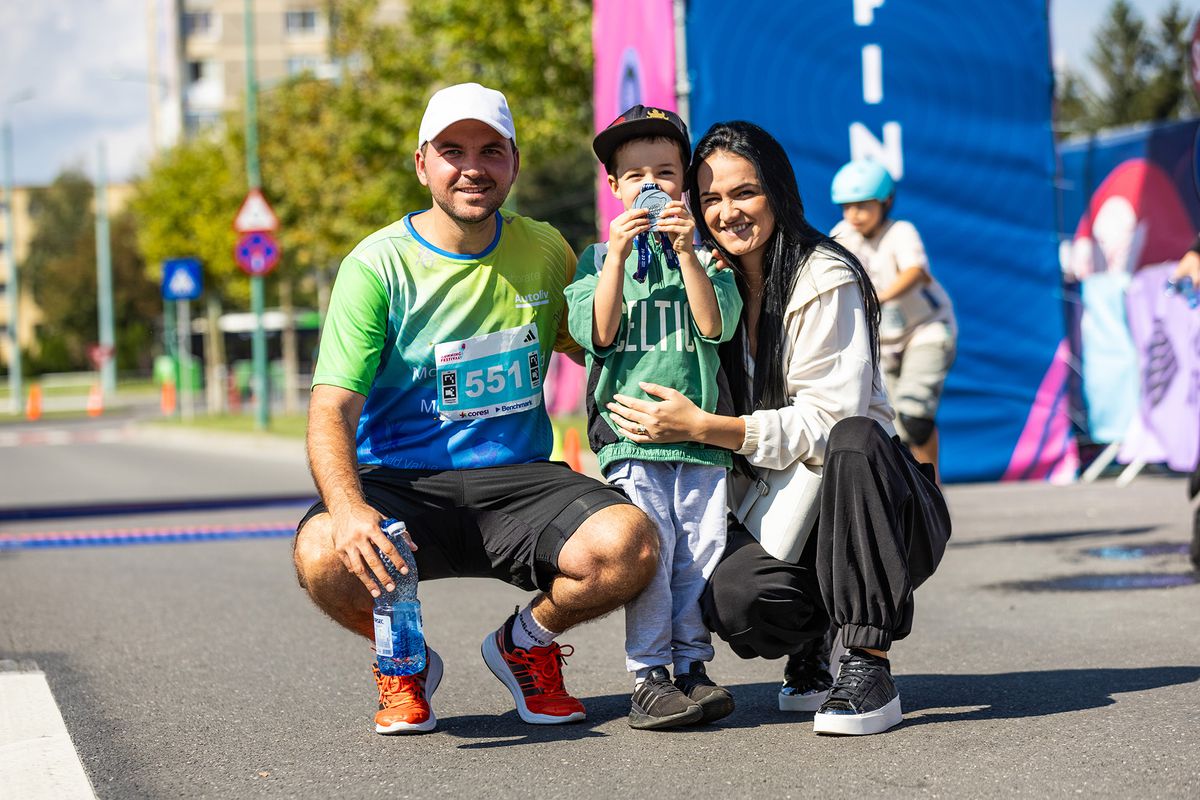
{"left": 1120, "top": 263, "right": 1200, "bottom": 471}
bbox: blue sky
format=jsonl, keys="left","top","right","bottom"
{"left": 0, "top": 0, "right": 1190, "bottom": 186}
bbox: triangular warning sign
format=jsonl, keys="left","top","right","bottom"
{"left": 233, "top": 189, "right": 279, "bottom": 233}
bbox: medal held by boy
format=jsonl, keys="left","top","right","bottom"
{"left": 633, "top": 182, "right": 680, "bottom": 282}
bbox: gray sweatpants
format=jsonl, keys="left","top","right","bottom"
{"left": 605, "top": 459, "right": 728, "bottom": 674}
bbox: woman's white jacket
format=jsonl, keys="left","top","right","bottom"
{"left": 731, "top": 246, "right": 896, "bottom": 562}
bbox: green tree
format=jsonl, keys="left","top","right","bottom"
{"left": 1054, "top": 69, "right": 1093, "bottom": 137}
{"left": 19, "top": 170, "right": 158, "bottom": 374}
{"left": 1144, "top": 1, "right": 1199, "bottom": 121}
{"left": 255, "top": 72, "right": 390, "bottom": 313}
{"left": 332, "top": 0, "right": 596, "bottom": 249}
{"left": 1057, "top": 0, "right": 1199, "bottom": 135}
{"left": 132, "top": 0, "right": 598, "bottom": 320}
{"left": 110, "top": 211, "right": 163, "bottom": 373}
{"left": 130, "top": 133, "right": 245, "bottom": 306}
{"left": 1088, "top": 0, "right": 1156, "bottom": 128}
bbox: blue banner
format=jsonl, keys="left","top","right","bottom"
{"left": 685, "top": 0, "right": 1064, "bottom": 482}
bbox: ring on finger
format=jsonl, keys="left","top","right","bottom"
{"left": 636, "top": 424, "right": 648, "bottom": 435}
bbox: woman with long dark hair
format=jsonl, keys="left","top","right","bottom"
{"left": 605, "top": 121, "right": 951, "bottom": 735}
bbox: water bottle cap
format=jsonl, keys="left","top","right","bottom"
{"left": 380, "top": 518, "right": 407, "bottom": 536}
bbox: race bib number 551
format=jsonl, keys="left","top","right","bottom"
{"left": 435, "top": 324, "right": 542, "bottom": 421}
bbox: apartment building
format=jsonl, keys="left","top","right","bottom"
{"left": 1, "top": 187, "right": 40, "bottom": 365}
{"left": 147, "top": 0, "right": 339, "bottom": 145}
{"left": 1, "top": 183, "right": 135, "bottom": 364}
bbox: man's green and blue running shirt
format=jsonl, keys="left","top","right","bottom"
{"left": 313, "top": 210, "right": 579, "bottom": 470}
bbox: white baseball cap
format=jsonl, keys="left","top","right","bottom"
{"left": 418, "top": 83, "right": 516, "bottom": 148}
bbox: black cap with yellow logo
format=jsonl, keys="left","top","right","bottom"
{"left": 592, "top": 105, "right": 691, "bottom": 166}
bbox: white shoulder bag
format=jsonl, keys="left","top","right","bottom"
{"left": 734, "top": 459, "right": 823, "bottom": 565}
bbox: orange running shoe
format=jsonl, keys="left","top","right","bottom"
{"left": 481, "top": 615, "right": 586, "bottom": 724}
{"left": 373, "top": 647, "right": 443, "bottom": 734}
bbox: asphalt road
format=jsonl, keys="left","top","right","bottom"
{"left": 1, "top": 422, "right": 1198, "bottom": 798}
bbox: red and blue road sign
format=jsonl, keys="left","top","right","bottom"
{"left": 235, "top": 231, "right": 281, "bottom": 276}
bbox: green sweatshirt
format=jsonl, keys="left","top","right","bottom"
{"left": 564, "top": 237, "right": 742, "bottom": 473}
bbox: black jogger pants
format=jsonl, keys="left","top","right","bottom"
{"left": 700, "top": 416, "right": 951, "bottom": 657}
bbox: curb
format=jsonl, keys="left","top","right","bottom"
{"left": 128, "top": 423, "right": 306, "bottom": 462}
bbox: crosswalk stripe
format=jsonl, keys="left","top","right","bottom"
{"left": 0, "top": 662, "right": 97, "bottom": 799}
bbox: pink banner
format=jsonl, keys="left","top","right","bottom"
{"left": 592, "top": 0, "right": 679, "bottom": 234}
{"left": 1002, "top": 339, "right": 1080, "bottom": 483}
{"left": 1119, "top": 263, "right": 1200, "bottom": 471}
{"left": 545, "top": 353, "right": 586, "bottom": 416}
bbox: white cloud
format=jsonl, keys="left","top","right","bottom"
{"left": 0, "top": 0, "right": 151, "bottom": 184}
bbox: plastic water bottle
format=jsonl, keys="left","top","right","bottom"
{"left": 373, "top": 518, "right": 426, "bottom": 676}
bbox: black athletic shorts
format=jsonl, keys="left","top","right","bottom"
{"left": 297, "top": 461, "right": 630, "bottom": 592}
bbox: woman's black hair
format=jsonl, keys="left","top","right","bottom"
{"left": 685, "top": 121, "right": 881, "bottom": 434}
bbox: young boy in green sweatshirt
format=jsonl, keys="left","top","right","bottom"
{"left": 564, "top": 106, "right": 742, "bottom": 730}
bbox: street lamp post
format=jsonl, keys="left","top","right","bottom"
{"left": 2, "top": 90, "right": 33, "bottom": 415}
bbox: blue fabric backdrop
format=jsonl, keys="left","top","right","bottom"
{"left": 684, "top": 0, "right": 1063, "bottom": 482}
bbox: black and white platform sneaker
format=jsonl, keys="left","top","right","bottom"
{"left": 812, "top": 649, "right": 902, "bottom": 735}
{"left": 778, "top": 636, "right": 835, "bottom": 712}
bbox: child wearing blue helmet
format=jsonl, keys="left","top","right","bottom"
{"left": 830, "top": 160, "right": 957, "bottom": 476}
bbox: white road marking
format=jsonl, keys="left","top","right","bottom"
{"left": 0, "top": 663, "right": 97, "bottom": 799}
{"left": 0, "top": 424, "right": 133, "bottom": 448}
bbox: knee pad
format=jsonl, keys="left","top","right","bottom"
{"left": 898, "top": 413, "right": 935, "bottom": 446}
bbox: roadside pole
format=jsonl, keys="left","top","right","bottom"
{"left": 2, "top": 120, "right": 21, "bottom": 414}
{"left": 163, "top": 300, "right": 177, "bottom": 416}
{"left": 176, "top": 298, "right": 193, "bottom": 420}
{"left": 94, "top": 141, "right": 116, "bottom": 396}
{"left": 161, "top": 258, "right": 203, "bottom": 419}
{"left": 243, "top": 0, "right": 269, "bottom": 431}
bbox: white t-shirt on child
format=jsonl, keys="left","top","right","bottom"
{"left": 831, "top": 218, "right": 956, "bottom": 347}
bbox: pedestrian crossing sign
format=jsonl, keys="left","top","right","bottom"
{"left": 162, "top": 258, "right": 203, "bottom": 300}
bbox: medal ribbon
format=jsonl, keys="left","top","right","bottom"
{"left": 634, "top": 233, "right": 651, "bottom": 283}
{"left": 659, "top": 232, "right": 679, "bottom": 270}
{"left": 634, "top": 233, "right": 679, "bottom": 283}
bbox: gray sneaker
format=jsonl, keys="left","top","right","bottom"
{"left": 629, "top": 667, "right": 704, "bottom": 730}
{"left": 673, "top": 662, "right": 734, "bottom": 723}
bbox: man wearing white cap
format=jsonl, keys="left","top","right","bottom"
{"left": 293, "top": 83, "right": 657, "bottom": 735}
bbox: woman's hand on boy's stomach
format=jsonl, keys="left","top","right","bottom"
{"left": 608, "top": 382, "right": 704, "bottom": 444}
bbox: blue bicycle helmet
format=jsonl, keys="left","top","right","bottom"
{"left": 831, "top": 160, "right": 895, "bottom": 204}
